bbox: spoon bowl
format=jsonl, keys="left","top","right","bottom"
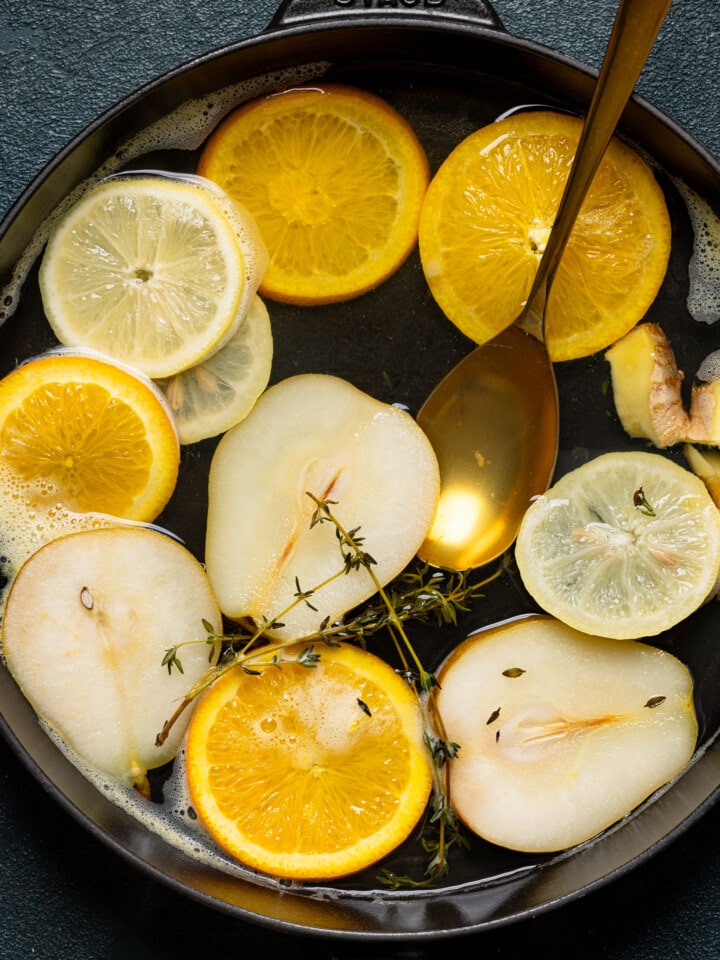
{"left": 417, "top": 326, "right": 557, "bottom": 570}
{"left": 417, "top": 0, "right": 672, "bottom": 570}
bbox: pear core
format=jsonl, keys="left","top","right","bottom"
{"left": 436, "top": 615, "right": 698, "bottom": 853}
{"left": 205, "top": 374, "right": 440, "bottom": 639}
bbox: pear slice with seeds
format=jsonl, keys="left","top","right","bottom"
{"left": 1, "top": 526, "right": 221, "bottom": 795}
{"left": 436, "top": 615, "right": 698, "bottom": 853}
{"left": 205, "top": 373, "right": 440, "bottom": 639}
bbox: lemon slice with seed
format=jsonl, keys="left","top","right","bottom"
{"left": 39, "top": 176, "right": 265, "bottom": 378}
{"left": 157, "top": 295, "right": 273, "bottom": 445}
{"left": 515, "top": 451, "right": 720, "bottom": 639}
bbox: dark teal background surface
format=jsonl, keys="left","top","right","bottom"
{"left": 1, "top": 1, "right": 720, "bottom": 957}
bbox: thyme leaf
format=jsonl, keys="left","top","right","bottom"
{"left": 296, "top": 645, "right": 321, "bottom": 668}
{"left": 633, "top": 487, "right": 656, "bottom": 516}
{"left": 294, "top": 576, "right": 318, "bottom": 611}
{"left": 161, "top": 647, "right": 184, "bottom": 676}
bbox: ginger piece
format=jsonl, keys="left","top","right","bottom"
{"left": 605, "top": 323, "right": 688, "bottom": 447}
{"left": 687, "top": 382, "right": 720, "bottom": 443}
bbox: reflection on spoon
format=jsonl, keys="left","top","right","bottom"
{"left": 417, "top": 326, "right": 557, "bottom": 570}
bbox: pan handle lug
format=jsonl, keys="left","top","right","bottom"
{"left": 270, "top": 0, "right": 505, "bottom": 32}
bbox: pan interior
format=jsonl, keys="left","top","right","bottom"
{"left": 1, "top": 46, "right": 719, "bottom": 937}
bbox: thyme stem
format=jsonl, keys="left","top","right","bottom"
{"left": 158, "top": 493, "right": 505, "bottom": 884}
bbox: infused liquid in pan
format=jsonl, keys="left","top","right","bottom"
{"left": 1, "top": 32, "right": 720, "bottom": 938}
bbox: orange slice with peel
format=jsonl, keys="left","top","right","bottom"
{"left": 185, "top": 642, "right": 433, "bottom": 880}
{"left": 198, "top": 84, "right": 429, "bottom": 305}
{"left": 419, "top": 111, "right": 671, "bottom": 362}
{"left": 0, "top": 351, "right": 179, "bottom": 521}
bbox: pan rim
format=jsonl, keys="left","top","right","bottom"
{"left": 1, "top": 11, "right": 720, "bottom": 940}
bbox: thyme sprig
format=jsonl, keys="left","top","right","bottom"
{"left": 306, "top": 493, "right": 434, "bottom": 690}
{"left": 156, "top": 493, "right": 504, "bottom": 885}
{"left": 379, "top": 724, "right": 469, "bottom": 890}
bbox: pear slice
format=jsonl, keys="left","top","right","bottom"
{"left": 1, "top": 526, "right": 221, "bottom": 794}
{"left": 436, "top": 615, "right": 698, "bottom": 853}
{"left": 205, "top": 373, "right": 440, "bottom": 639}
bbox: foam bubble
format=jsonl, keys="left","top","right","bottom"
{"left": 0, "top": 466, "right": 118, "bottom": 622}
{"left": 675, "top": 180, "right": 720, "bottom": 326}
{"left": 0, "top": 61, "right": 330, "bottom": 329}
{"left": 0, "top": 60, "right": 347, "bottom": 897}
{"left": 38, "top": 719, "right": 348, "bottom": 898}
{"left": 697, "top": 349, "right": 720, "bottom": 382}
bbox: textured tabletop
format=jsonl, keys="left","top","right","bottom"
{"left": 1, "top": 1, "right": 720, "bottom": 958}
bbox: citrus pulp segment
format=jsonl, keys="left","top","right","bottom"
{"left": 418, "top": 111, "right": 671, "bottom": 361}
{"left": 514, "top": 452, "right": 720, "bottom": 639}
{"left": 185, "top": 643, "right": 433, "bottom": 880}
{"left": 157, "top": 295, "right": 273, "bottom": 444}
{"left": 39, "top": 176, "right": 253, "bottom": 378}
{"left": 0, "top": 352, "right": 179, "bottom": 521}
{"left": 197, "top": 84, "right": 429, "bottom": 305}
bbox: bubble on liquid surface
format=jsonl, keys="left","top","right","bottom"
{"left": 697, "top": 349, "right": 720, "bottom": 382}
{"left": 0, "top": 57, "right": 403, "bottom": 903}
{"left": 37, "top": 720, "right": 356, "bottom": 899}
{"left": 675, "top": 180, "right": 720, "bottom": 326}
{"left": 0, "top": 465, "right": 119, "bottom": 622}
{"left": 0, "top": 61, "right": 330, "bottom": 329}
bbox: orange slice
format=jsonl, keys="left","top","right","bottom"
{"left": 185, "top": 642, "right": 433, "bottom": 880}
{"left": 0, "top": 351, "right": 179, "bottom": 521}
{"left": 197, "top": 84, "right": 429, "bottom": 305}
{"left": 419, "top": 111, "right": 671, "bottom": 362}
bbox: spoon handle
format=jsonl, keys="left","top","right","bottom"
{"left": 521, "top": 0, "right": 672, "bottom": 339}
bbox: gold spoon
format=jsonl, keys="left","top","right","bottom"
{"left": 417, "top": 0, "right": 672, "bottom": 571}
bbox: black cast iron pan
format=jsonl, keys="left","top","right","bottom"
{"left": 1, "top": 0, "right": 719, "bottom": 940}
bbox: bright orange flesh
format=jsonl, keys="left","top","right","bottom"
{"left": 198, "top": 84, "right": 429, "bottom": 305}
{"left": 185, "top": 643, "right": 433, "bottom": 880}
{"left": 0, "top": 353, "right": 179, "bottom": 520}
{"left": 419, "top": 111, "right": 671, "bottom": 361}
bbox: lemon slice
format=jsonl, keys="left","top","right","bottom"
{"left": 515, "top": 451, "right": 720, "bottom": 639}
{"left": 185, "top": 642, "right": 432, "bottom": 880}
{"left": 157, "top": 295, "right": 273, "bottom": 445}
{"left": 198, "top": 84, "right": 429, "bottom": 305}
{"left": 39, "top": 176, "right": 265, "bottom": 378}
